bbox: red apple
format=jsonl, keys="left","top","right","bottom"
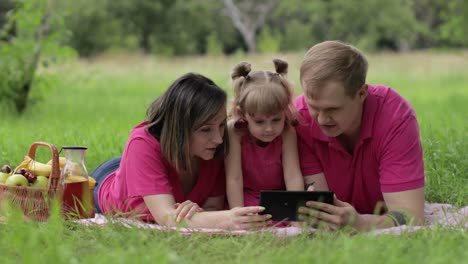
{"left": 1, "top": 165, "right": 11, "bottom": 173}
{"left": 15, "top": 168, "right": 27, "bottom": 175}
{"left": 24, "top": 172, "right": 37, "bottom": 183}
{"left": 1, "top": 164, "right": 11, "bottom": 174}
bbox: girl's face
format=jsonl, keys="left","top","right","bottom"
{"left": 245, "top": 111, "right": 285, "bottom": 143}
{"left": 189, "top": 107, "right": 227, "bottom": 160}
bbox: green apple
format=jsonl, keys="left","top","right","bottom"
{"left": 0, "top": 172, "right": 9, "bottom": 183}
{"left": 31, "top": 176, "right": 48, "bottom": 188}
{"left": 5, "top": 174, "right": 29, "bottom": 186}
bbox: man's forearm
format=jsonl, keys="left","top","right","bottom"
{"left": 355, "top": 214, "right": 396, "bottom": 231}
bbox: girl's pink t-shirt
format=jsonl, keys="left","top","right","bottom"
{"left": 241, "top": 135, "right": 285, "bottom": 206}
{"left": 294, "top": 85, "right": 425, "bottom": 214}
{"left": 97, "top": 122, "right": 226, "bottom": 222}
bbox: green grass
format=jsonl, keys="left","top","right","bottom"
{"left": 0, "top": 51, "right": 467, "bottom": 263}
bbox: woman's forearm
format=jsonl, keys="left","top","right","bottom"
{"left": 183, "top": 210, "right": 232, "bottom": 229}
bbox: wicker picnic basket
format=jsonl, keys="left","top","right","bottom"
{"left": 0, "top": 142, "right": 63, "bottom": 221}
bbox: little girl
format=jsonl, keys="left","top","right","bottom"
{"left": 225, "top": 59, "right": 304, "bottom": 208}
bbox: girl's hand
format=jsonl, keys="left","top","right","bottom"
{"left": 174, "top": 200, "right": 203, "bottom": 223}
{"left": 227, "top": 206, "right": 272, "bottom": 230}
{"left": 297, "top": 195, "right": 364, "bottom": 231}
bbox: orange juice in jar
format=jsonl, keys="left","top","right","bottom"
{"left": 60, "top": 147, "right": 95, "bottom": 219}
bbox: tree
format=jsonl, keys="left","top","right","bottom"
{"left": 0, "top": 0, "right": 66, "bottom": 114}
{"left": 58, "top": 0, "right": 119, "bottom": 56}
{"left": 108, "top": 0, "right": 175, "bottom": 54}
{"left": 0, "top": 0, "right": 17, "bottom": 41}
{"left": 222, "top": 0, "right": 279, "bottom": 53}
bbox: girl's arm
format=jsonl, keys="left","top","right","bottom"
{"left": 202, "top": 195, "right": 225, "bottom": 211}
{"left": 282, "top": 126, "right": 305, "bottom": 191}
{"left": 304, "top": 173, "right": 329, "bottom": 191}
{"left": 225, "top": 121, "right": 244, "bottom": 208}
{"left": 143, "top": 194, "right": 270, "bottom": 229}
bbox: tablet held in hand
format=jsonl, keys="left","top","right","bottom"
{"left": 259, "top": 190, "right": 334, "bottom": 221}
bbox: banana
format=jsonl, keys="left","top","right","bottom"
{"left": 23, "top": 156, "right": 52, "bottom": 177}
{"left": 88, "top": 176, "right": 96, "bottom": 188}
{"left": 65, "top": 175, "right": 87, "bottom": 183}
{"left": 46, "top": 157, "right": 66, "bottom": 169}
{"left": 12, "top": 158, "right": 31, "bottom": 175}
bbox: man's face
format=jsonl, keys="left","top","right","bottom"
{"left": 303, "top": 81, "right": 367, "bottom": 140}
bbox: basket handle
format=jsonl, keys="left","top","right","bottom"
{"left": 27, "top": 142, "right": 61, "bottom": 191}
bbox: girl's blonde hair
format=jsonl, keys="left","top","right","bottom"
{"left": 230, "top": 59, "right": 296, "bottom": 124}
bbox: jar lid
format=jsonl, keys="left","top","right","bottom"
{"left": 61, "top": 146, "right": 88, "bottom": 150}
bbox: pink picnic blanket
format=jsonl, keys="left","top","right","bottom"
{"left": 73, "top": 202, "right": 467, "bottom": 236}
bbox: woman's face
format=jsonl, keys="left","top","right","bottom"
{"left": 189, "top": 107, "right": 227, "bottom": 160}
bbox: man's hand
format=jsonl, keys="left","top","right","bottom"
{"left": 297, "top": 195, "right": 365, "bottom": 231}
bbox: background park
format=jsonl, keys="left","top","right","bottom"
{"left": 0, "top": 0, "right": 467, "bottom": 263}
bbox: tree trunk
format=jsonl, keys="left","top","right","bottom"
{"left": 140, "top": 29, "right": 151, "bottom": 54}
{"left": 222, "top": 0, "right": 278, "bottom": 53}
{"left": 15, "top": 8, "right": 50, "bottom": 113}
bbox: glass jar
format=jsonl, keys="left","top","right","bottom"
{"left": 60, "top": 146, "right": 94, "bottom": 219}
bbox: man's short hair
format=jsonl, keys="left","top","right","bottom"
{"left": 300, "top": 40, "right": 368, "bottom": 98}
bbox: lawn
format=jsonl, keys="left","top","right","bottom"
{"left": 0, "top": 51, "right": 467, "bottom": 263}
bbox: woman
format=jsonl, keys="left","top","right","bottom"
{"left": 92, "top": 73, "right": 271, "bottom": 230}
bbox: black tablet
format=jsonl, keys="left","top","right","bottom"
{"left": 259, "top": 190, "right": 334, "bottom": 221}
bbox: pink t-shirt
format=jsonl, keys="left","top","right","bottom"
{"left": 294, "top": 85, "right": 425, "bottom": 214}
{"left": 241, "top": 135, "right": 285, "bottom": 206}
{"left": 98, "top": 122, "right": 226, "bottom": 222}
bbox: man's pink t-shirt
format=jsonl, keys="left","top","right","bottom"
{"left": 241, "top": 135, "right": 285, "bottom": 206}
{"left": 97, "top": 122, "right": 226, "bottom": 222}
{"left": 294, "top": 85, "right": 425, "bottom": 214}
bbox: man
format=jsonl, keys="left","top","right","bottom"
{"left": 295, "top": 40, "right": 425, "bottom": 231}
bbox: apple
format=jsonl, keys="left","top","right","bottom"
{"left": 1, "top": 164, "right": 12, "bottom": 174}
{"left": 31, "top": 176, "right": 48, "bottom": 188}
{"left": 0, "top": 172, "right": 9, "bottom": 183}
{"left": 5, "top": 174, "right": 29, "bottom": 186}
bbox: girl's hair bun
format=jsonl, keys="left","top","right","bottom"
{"left": 231, "top": 62, "right": 251, "bottom": 80}
{"left": 273, "top": 59, "right": 288, "bottom": 76}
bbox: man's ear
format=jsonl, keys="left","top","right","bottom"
{"left": 358, "top": 84, "right": 368, "bottom": 103}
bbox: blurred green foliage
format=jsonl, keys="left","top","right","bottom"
{"left": 2, "top": 0, "right": 466, "bottom": 57}
{"left": 2, "top": 0, "right": 466, "bottom": 113}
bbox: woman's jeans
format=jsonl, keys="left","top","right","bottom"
{"left": 91, "top": 157, "right": 121, "bottom": 213}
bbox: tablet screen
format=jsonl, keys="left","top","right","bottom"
{"left": 259, "top": 190, "right": 334, "bottom": 221}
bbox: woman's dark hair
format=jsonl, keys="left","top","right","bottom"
{"left": 146, "top": 73, "right": 228, "bottom": 173}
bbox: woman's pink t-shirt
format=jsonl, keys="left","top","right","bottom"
{"left": 294, "top": 85, "right": 425, "bottom": 214}
{"left": 97, "top": 122, "right": 226, "bottom": 222}
{"left": 241, "top": 135, "right": 285, "bottom": 206}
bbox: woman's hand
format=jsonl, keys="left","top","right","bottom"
{"left": 297, "top": 195, "right": 365, "bottom": 231}
{"left": 226, "top": 206, "right": 272, "bottom": 230}
{"left": 174, "top": 200, "right": 203, "bottom": 223}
